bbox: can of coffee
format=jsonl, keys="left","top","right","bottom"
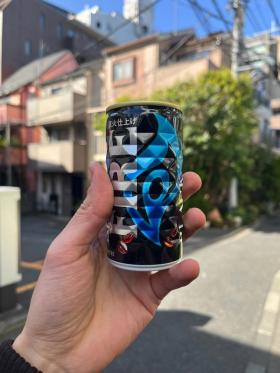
{"left": 106, "top": 101, "right": 183, "bottom": 271}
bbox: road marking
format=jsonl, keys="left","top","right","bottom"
{"left": 16, "top": 281, "right": 37, "bottom": 294}
{"left": 245, "top": 270, "right": 280, "bottom": 373}
{"left": 21, "top": 261, "right": 43, "bottom": 271}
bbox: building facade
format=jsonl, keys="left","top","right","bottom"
{"left": 102, "top": 31, "right": 231, "bottom": 104}
{"left": 0, "top": 50, "right": 78, "bottom": 211}
{"left": 123, "top": 0, "right": 154, "bottom": 33}
{"left": 243, "top": 33, "right": 277, "bottom": 147}
{"left": 0, "top": 0, "right": 113, "bottom": 84}
{"left": 76, "top": 0, "right": 154, "bottom": 45}
{"left": 26, "top": 63, "right": 106, "bottom": 216}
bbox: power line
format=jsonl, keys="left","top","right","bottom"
{"left": 255, "top": 0, "right": 270, "bottom": 30}
{"left": 182, "top": 0, "right": 232, "bottom": 25}
{"left": 211, "top": 0, "right": 231, "bottom": 33}
{"left": 267, "top": 0, "right": 280, "bottom": 27}
{"left": 246, "top": 7, "right": 262, "bottom": 33}
{"left": 184, "top": 0, "right": 212, "bottom": 34}
{"left": 75, "top": 0, "right": 162, "bottom": 58}
{"left": 246, "top": 4, "right": 264, "bottom": 32}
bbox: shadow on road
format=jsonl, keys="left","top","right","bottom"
{"left": 253, "top": 213, "right": 280, "bottom": 234}
{"left": 105, "top": 310, "right": 279, "bottom": 373}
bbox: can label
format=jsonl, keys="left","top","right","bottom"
{"left": 106, "top": 105, "right": 183, "bottom": 267}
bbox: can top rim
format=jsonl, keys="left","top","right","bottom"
{"left": 106, "top": 101, "right": 182, "bottom": 113}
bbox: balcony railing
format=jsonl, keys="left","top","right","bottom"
{"left": 28, "top": 131, "right": 106, "bottom": 172}
{"left": 28, "top": 141, "right": 86, "bottom": 172}
{"left": 27, "top": 91, "right": 86, "bottom": 126}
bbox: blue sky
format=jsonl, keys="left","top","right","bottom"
{"left": 47, "top": 0, "right": 280, "bottom": 37}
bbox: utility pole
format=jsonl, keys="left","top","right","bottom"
{"left": 231, "top": 0, "right": 244, "bottom": 76}
{"left": 229, "top": 0, "right": 244, "bottom": 210}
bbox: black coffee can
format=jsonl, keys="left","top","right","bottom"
{"left": 106, "top": 101, "right": 183, "bottom": 271}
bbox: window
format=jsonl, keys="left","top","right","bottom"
{"left": 96, "top": 21, "right": 101, "bottom": 29}
{"left": 113, "top": 58, "right": 135, "bottom": 83}
{"left": 50, "top": 87, "right": 63, "bottom": 95}
{"left": 142, "top": 25, "right": 148, "bottom": 34}
{"left": 40, "top": 14, "right": 46, "bottom": 32}
{"left": 48, "top": 127, "right": 69, "bottom": 142}
{"left": 24, "top": 40, "right": 32, "bottom": 56}
{"left": 57, "top": 23, "right": 63, "bottom": 39}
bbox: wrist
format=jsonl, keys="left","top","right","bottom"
{"left": 13, "top": 333, "right": 66, "bottom": 373}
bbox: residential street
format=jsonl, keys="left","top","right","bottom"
{"left": 105, "top": 214, "right": 280, "bottom": 373}
{"left": 1, "top": 213, "right": 280, "bottom": 373}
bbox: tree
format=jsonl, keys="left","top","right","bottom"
{"left": 152, "top": 69, "right": 258, "bottom": 211}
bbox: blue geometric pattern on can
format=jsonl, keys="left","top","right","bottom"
{"left": 123, "top": 113, "right": 182, "bottom": 246}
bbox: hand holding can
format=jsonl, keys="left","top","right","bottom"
{"left": 106, "top": 101, "right": 183, "bottom": 271}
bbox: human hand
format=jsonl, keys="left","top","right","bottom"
{"left": 13, "top": 163, "right": 205, "bottom": 373}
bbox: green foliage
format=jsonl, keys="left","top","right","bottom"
{"left": 152, "top": 69, "right": 259, "bottom": 212}
{"left": 0, "top": 138, "right": 6, "bottom": 147}
{"left": 93, "top": 112, "right": 107, "bottom": 132}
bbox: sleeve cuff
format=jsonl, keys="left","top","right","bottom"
{"left": 0, "top": 340, "right": 42, "bottom": 373}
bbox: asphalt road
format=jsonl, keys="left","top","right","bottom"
{"left": 105, "top": 214, "right": 280, "bottom": 373}
{"left": 3, "top": 214, "right": 280, "bottom": 373}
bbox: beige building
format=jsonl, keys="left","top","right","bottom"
{"left": 27, "top": 31, "right": 232, "bottom": 216}
{"left": 102, "top": 31, "right": 231, "bottom": 104}
{"left": 27, "top": 64, "right": 106, "bottom": 216}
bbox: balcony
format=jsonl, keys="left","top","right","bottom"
{"left": 270, "top": 116, "right": 280, "bottom": 130}
{"left": 0, "top": 146, "right": 27, "bottom": 166}
{"left": 27, "top": 91, "right": 86, "bottom": 126}
{"left": 28, "top": 141, "right": 86, "bottom": 172}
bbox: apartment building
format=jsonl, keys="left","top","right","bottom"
{"left": 76, "top": 0, "right": 154, "bottom": 44}
{"left": 103, "top": 31, "right": 231, "bottom": 104}
{"left": 242, "top": 33, "right": 278, "bottom": 148}
{"left": 0, "top": 0, "right": 113, "bottom": 84}
{"left": 0, "top": 50, "right": 78, "bottom": 211}
{"left": 27, "top": 61, "right": 106, "bottom": 216}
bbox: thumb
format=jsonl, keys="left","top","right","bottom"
{"left": 51, "top": 163, "right": 113, "bottom": 254}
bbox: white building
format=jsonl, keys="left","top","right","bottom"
{"left": 123, "top": 0, "right": 154, "bottom": 34}
{"left": 76, "top": 0, "right": 154, "bottom": 45}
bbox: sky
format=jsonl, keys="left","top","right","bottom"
{"left": 47, "top": 0, "right": 280, "bottom": 37}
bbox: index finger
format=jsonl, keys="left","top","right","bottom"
{"left": 182, "top": 172, "right": 202, "bottom": 200}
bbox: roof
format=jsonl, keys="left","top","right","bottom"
{"left": 44, "top": 1, "right": 114, "bottom": 47}
{"left": 0, "top": 50, "right": 70, "bottom": 95}
{"left": 104, "top": 34, "right": 160, "bottom": 55}
{"left": 41, "top": 67, "right": 83, "bottom": 86}
{"left": 41, "top": 58, "right": 104, "bottom": 86}
{"left": 104, "top": 29, "right": 195, "bottom": 56}
{"left": 68, "top": 17, "right": 115, "bottom": 48}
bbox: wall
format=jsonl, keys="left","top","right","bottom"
{"left": 154, "top": 58, "right": 212, "bottom": 91}
{"left": 104, "top": 43, "right": 225, "bottom": 103}
{"left": 105, "top": 42, "right": 159, "bottom": 103}
{"left": 1, "top": 0, "right": 109, "bottom": 83}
